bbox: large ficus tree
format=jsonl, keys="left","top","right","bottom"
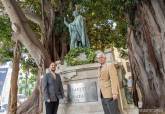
{"left": 128, "top": 0, "right": 165, "bottom": 109}
{"left": 1, "top": 0, "right": 165, "bottom": 114}
{"left": 1, "top": 0, "right": 69, "bottom": 114}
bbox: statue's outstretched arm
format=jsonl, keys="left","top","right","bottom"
{"left": 64, "top": 17, "right": 69, "bottom": 27}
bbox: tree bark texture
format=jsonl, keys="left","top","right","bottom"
{"left": 128, "top": 0, "right": 165, "bottom": 110}
{"left": 7, "top": 42, "right": 21, "bottom": 114}
{"left": 41, "top": 0, "right": 68, "bottom": 61}
{"left": 1, "top": 0, "right": 51, "bottom": 68}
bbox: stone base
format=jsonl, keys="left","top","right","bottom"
{"left": 58, "top": 102, "right": 104, "bottom": 114}
{"left": 57, "top": 63, "right": 104, "bottom": 114}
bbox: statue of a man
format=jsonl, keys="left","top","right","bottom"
{"left": 64, "top": 10, "right": 90, "bottom": 49}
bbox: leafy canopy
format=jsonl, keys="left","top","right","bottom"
{"left": 0, "top": 16, "right": 13, "bottom": 63}
{"left": 71, "top": 0, "right": 137, "bottom": 49}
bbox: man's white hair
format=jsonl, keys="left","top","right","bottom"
{"left": 96, "top": 52, "right": 106, "bottom": 58}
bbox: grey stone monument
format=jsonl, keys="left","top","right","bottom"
{"left": 58, "top": 63, "right": 103, "bottom": 114}
{"left": 56, "top": 63, "right": 139, "bottom": 114}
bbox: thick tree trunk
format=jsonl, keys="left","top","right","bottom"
{"left": 41, "top": 0, "right": 59, "bottom": 61}
{"left": 7, "top": 42, "right": 21, "bottom": 114}
{"left": 41, "top": 0, "right": 68, "bottom": 61}
{"left": 128, "top": 0, "right": 165, "bottom": 110}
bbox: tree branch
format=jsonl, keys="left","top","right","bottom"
{"left": 24, "top": 11, "right": 42, "bottom": 26}
{"left": 1, "top": 0, "right": 51, "bottom": 68}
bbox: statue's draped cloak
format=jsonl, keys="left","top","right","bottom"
{"left": 68, "top": 15, "right": 90, "bottom": 48}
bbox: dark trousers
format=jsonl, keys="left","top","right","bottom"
{"left": 45, "top": 100, "right": 59, "bottom": 114}
{"left": 101, "top": 94, "right": 120, "bottom": 114}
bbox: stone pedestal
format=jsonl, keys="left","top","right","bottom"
{"left": 54, "top": 63, "right": 139, "bottom": 114}
{"left": 57, "top": 63, "right": 104, "bottom": 114}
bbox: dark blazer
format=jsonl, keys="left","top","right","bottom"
{"left": 42, "top": 73, "right": 64, "bottom": 102}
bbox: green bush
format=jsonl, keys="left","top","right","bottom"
{"left": 65, "top": 48, "right": 96, "bottom": 66}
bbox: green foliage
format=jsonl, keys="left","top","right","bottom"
{"left": 18, "top": 73, "right": 36, "bottom": 96}
{"left": 21, "top": 57, "right": 38, "bottom": 75}
{"left": 69, "top": 0, "right": 137, "bottom": 50}
{"left": 0, "top": 0, "right": 137, "bottom": 65}
{"left": 17, "top": 0, "right": 137, "bottom": 51}
{"left": 54, "top": 14, "right": 68, "bottom": 34}
{"left": 69, "top": 0, "right": 131, "bottom": 49}
{"left": 19, "top": 56, "right": 37, "bottom": 96}
{"left": 109, "top": 21, "right": 127, "bottom": 49}
{"left": 65, "top": 48, "right": 96, "bottom": 66}
{"left": 19, "top": 0, "right": 41, "bottom": 14}
{"left": 0, "top": 16, "right": 12, "bottom": 39}
{"left": 0, "top": 16, "right": 13, "bottom": 63}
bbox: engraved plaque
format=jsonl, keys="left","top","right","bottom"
{"left": 68, "top": 81, "right": 98, "bottom": 103}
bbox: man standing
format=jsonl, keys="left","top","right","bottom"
{"left": 42, "top": 62, "right": 64, "bottom": 114}
{"left": 97, "top": 53, "right": 120, "bottom": 114}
